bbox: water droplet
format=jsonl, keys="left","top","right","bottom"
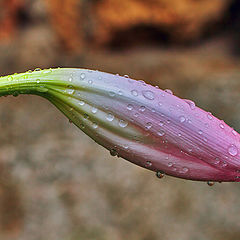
{"left": 157, "top": 130, "right": 165, "bottom": 136}
{"left": 106, "top": 113, "right": 114, "bottom": 121}
{"left": 131, "top": 90, "right": 138, "bottom": 96}
{"left": 134, "top": 113, "right": 139, "bottom": 118}
{"left": 164, "top": 89, "right": 173, "bottom": 95}
{"left": 158, "top": 102, "right": 163, "bottom": 107}
{"left": 182, "top": 167, "right": 189, "bottom": 173}
{"left": 142, "top": 90, "right": 155, "bottom": 100}
{"left": 207, "top": 181, "right": 214, "bottom": 186}
{"left": 184, "top": 99, "right": 196, "bottom": 110}
{"left": 119, "top": 120, "right": 128, "bottom": 128}
{"left": 156, "top": 171, "right": 165, "bottom": 179}
{"left": 118, "top": 90, "right": 123, "bottom": 95}
{"left": 12, "top": 91, "right": 19, "bottom": 97}
{"left": 7, "top": 76, "right": 13, "bottom": 81}
{"left": 92, "top": 122, "right": 98, "bottom": 129}
{"left": 127, "top": 104, "right": 133, "bottom": 110}
{"left": 34, "top": 68, "right": 41, "bottom": 71}
{"left": 145, "top": 122, "right": 152, "bottom": 130}
{"left": 232, "top": 129, "right": 237, "bottom": 136}
{"left": 67, "top": 89, "right": 75, "bottom": 94}
{"left": 198, "top": 130, "right": 203, "bottom": 135}
{"left": 168, "top": 162, "right": 173, "bottom": 167}
{"left": 36, "top": 79, "right": 40, "bottom": 83}
{"left": 124, "top": 74, "right": 129, "bottom": 78}
{"left": 91, "top": 107, "right": 98, "bottom": 114}
{"left": 109, "top": 91, "right": 115, "bottom": 97}
{"left": 80, "top": 73, "right": 86, "bottom": 80}
{"left": 203, "top": 137, "right": 208, "bottom": 142}
{"left": 139, "top": 106, "right": 146, "bottom": 112}
{"left": 178, "top": 133, "right": 182, "bottom": 137}
{"left": 219, "top": 123, "right": 224, "bottom": 129}
{"left": 207, "top": 112, "right": 213, "bottom": 120}
{"left": 228, "top": 144, "right": 238, "bottom": 156}
{"left": 167, "top": 120, "right": 171, "bottom": 124}
{"left": 88, "top": 80, "right": 93, "bottom": 84}
{"left": 159, "top": 121, "right": 164, "bottom": 127}
{"left": 78, "top": 101, "right": 85, "bottom": 106}
{"left": 83, "top": 113, "right": 89, "bottom": 119}
{"left": 145, "top": 161, "right": 152, "bottom": 167}
{"left": 69, "top": 77, "right": 73, "bottom": 82}
{"left": 179, "top": 116, "right": 186, "bottom": 123}
{"left": 110, "top": 149, "right": 118, "bottom": 156}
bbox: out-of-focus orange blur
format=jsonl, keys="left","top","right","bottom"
{"left": 0, "top": 1, "right": 240, "bottom": 240}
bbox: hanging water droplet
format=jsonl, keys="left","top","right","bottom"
{"left": 106, "top": 113, "right": 114, "bottom": 121}
{"left": 91, "top": 107, "right": 98, "bottom": 114}
{"left": 80, "top": 73, "right": 86, "bottom": 80}
{"left": 156, "top": 171, "right": 165, "bottom": 179}
{"left": 207, "top": 181, "right": 214, "bottom": 186}
{"left": 142, "top": 90, "right": 155, "bottom": 100}
{"left": 139, "top": 106, "right": 146, "bottom": 112}
{"left": 164, "top": 89, "right": 173, "bottom": 95}
{"left": 179, "top": 116, "right": 186, "bottom": 123}
{"left": 127, "top": 104, "right": 133, "bottom": 110}
{"left": 207, "top": 112, "right": 213, "bottom": 120}
{"left": 110, "top": 149, "right": 118, "bottom": 156}
{"left": 228, "top": 144, "right": 238, "bottom": 156}
{"left": 131, "top": 90, "right": 138, "bottom": 96}
{"left": 119, "top": 120, "right": 128, "bottom": 128}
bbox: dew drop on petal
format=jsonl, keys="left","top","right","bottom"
{"left": 106, "top": 113, "right": 114, "bottom": 122}
{"left": 219, "top": 123, "right": 224, "bottom": 129}
{"left": 198, "top": 130, "right": 203, "bottom": 135}
{"left": 179, "top": 116, "right": 186, "bottom": 123}
{"left": 184, "top": 99, "right": 196, "bottom": 110}
{"left": 168, "top": 162, "right": 173, "bottom": 167}
{"left": 182, "top": 167, "right": 189, "bottom": 173}
{"left": 127, "top": 104, "right": 133, "bottom": 110}
{"left": 78, "top": 101, "right": 85, "bottom": 106}
{"left": 145, "top": 161, "right": 152, "bottom": 167}
{"left": 142, "top": 90, "right": 155, "bottom": 100}
{"left": 131, "top": 90, "right": 138, "bottom": 97}
{"left": 145, "top": 122, "right": 152, "bottom": 130}
{"left": 109, "top": 91, "right": 115, "bottom": 97}
{"left": 157, "top": 130, "right": 165, "bottom": 136}
{"left": 207, "top": 112, "right": 213, "bottom": 120}
{"left": 164, "top": 89, "right": 173, "bottom": 95}
{"left": 228, "top": 144, "right": 238, "bottom": 156}
{"left": 159, "top": 121, "right": 164, "bottom": 127}
{"left": 88, "top": 80, "right": 93, "bottom": 84}
{"left": 139, "top": 106, "right": 146, "bottom": 112}
{"left": 91, "top": 107, "right": 98, "bottom": 114}
{"left": 232, "top": 129, "right": 237, "bottom": 136}
{"left": 119, "top": 120, "right": 128, "bottom": 128}
{"left": 80, "top": 73, "right": 86, "bottom": 80}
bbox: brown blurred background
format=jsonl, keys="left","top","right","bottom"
{"left": 0, "top": 0, "right": 240, "bottom": 239}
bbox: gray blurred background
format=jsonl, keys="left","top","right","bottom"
{"left": 0, "top": 0, "right": 240, "bottom": 239}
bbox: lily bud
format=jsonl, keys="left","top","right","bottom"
{"left": 1, "top": 68, "right": 240, "bottom": 182}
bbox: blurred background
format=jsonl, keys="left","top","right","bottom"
{"left": 0, "top": 0, "right": 240, "bottom": 239}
